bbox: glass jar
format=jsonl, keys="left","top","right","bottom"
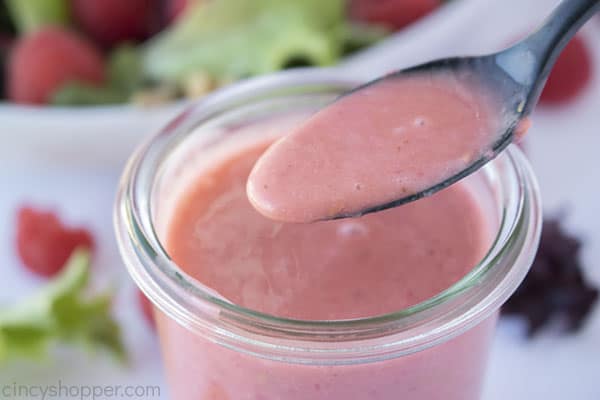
{"left": 114, "top": 69, "right": 542, "bottom": 400}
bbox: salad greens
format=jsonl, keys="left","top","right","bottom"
{"left": 52, "top": 44, "right": 145, "bottom": 106}
{"left": 1, "top": 0, "right": 388, "bottom": 106}
{"left": 0, "top": 249, "right": 125, "bottom": 365}
{"left": 51, "top": 83, "right": 129, "bottom": 106}
{"left": 5, "top": 0, "right": 69, "bottom": 33}
{"left": 143, "top": 0, "right": 386, "bottom": 84}
{"left": 108, "top": 44, "right": 145, "bottom": 95}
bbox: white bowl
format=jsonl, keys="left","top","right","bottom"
{"left": 1, "top": 102, "right": 184, "bottom": 168}
{"left": 0, "top": 0, "right": 493, "bottom": 168}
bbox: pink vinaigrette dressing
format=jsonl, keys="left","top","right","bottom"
{"left": 158, "top": 118, "right": 497, "bottom": 399}
{"left": 166, "top": 141, "right": 491, "bottom": 321}
{"left": 144, "top": 72, "right": 536, "bottom": 400}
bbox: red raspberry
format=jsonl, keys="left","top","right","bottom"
{"left": 7, "top": 27, "right": 105, "bottom": 104}
{"left": 349, "top": 0, "right": 441, "bottom": 31}
{"left": 15, "top": 206, "right": 95, "bottom": 278}
{"left": 138, "top": 290, "right": 156, "bottom": 328}
{"left": 540, "top": 35, "right": 592, "bottom": 105}
{"left": 72, "top": 0, "right": 163, "bottom": 47}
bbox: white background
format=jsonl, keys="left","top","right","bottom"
{"left": 1, "top": 0, "right": 599, "bottom": 398}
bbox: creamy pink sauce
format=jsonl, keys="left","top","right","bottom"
{"left": 247, "top": 74, "right": 502, "bottom": 223}
{"left": 159, "top": 312, "right": 498, "bottom": 400}
{"left": 166, "top": 141, "right": 491, "bottom": 320}
{"left": 159, "top": 128, "right": 497, "bottom": 399}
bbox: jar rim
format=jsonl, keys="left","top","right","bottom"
{"left": 114, "top": 68, "right": 542, "bottom": 364}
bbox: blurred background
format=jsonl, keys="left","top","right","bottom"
{"left": 0, "top": 0, "right": 598, "bottom": 398}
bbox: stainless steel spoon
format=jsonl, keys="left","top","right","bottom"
{"left": 330, "top": 0, "right": 599, "bottom": 220}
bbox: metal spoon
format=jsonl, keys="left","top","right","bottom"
{"left": 332, "top": 0, "right": 599, "bottom": 219}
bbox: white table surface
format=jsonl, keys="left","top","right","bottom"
{"left": 1, "top": 0, "right": 599, "bottom": 398}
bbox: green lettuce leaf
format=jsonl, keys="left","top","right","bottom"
{"left": 5, "top": 0, "right": 69, "bottom": 33}
{"left": 107, "top": 44, "right": 145, "bottom": 94}
{"left": 143, "top": 0, "right": 386, "bottom": 83}
{"left": 51, "top": 44, "right": 145, "bottom": 106}
{"left": 0, "top": 250, "right": 125, "bottom": 365}
{"left": 51, "top": 83, "right": 129, "bottom": 106}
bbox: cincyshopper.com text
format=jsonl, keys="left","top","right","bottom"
{"left": 1, "top": 381, "right": 161, "bottom": 399}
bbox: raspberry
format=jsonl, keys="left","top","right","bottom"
{"left": 138, "top": 289, "right": 156, "bottom": 328}
{"left": 15, "top": 206, "right": 95, "bottom": 278}
{"left": 72, "top": 0, "right": 163, "bottom": 47}
{"left": 540, "top": 35, "right": 592, "bottom": 105}
{"left": 349, "top": 0, "right": 441, "bottom": 31}
{"left": 7, "top": 27, "right": 105, "bottom": 104}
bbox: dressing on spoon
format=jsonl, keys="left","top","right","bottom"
{"left": 248, "top": 73, "right": 503, "bottom": 223}
{"left": 247, "top": 0, "right": 598, "bottom": 223}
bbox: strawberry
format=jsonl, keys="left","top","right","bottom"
{"left": 15, "top": 206, "right": 95, "bottom": 278}
{"left": 349, "top": 0, "right": 441, "bottom": 31}
{"left": 166, "top": 0, "right": 189, "bottom": 24}
{"left": 7, "top": 27, "right": 105, "bottom": 104}
{"left": 71, "top": 0, "right": 163, "bottom": 47}
{"left": 138, "top": 289, "right": 156, "bottom": 328}
{"left": 540, "top": 35, "right": 592, "bottom": 105}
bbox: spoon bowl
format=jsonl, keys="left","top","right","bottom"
{"left": 247, "top": 0, "right": 599, "bottom": 223}
{"left": 327, "top": 57, "right": 527, "bottom": 219}
{"left": 332, "top": 0, "right": 599, "bottom": 220}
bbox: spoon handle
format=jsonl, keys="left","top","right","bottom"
{"left": 507, "top": 0, "right": 599, "bottom": 113}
